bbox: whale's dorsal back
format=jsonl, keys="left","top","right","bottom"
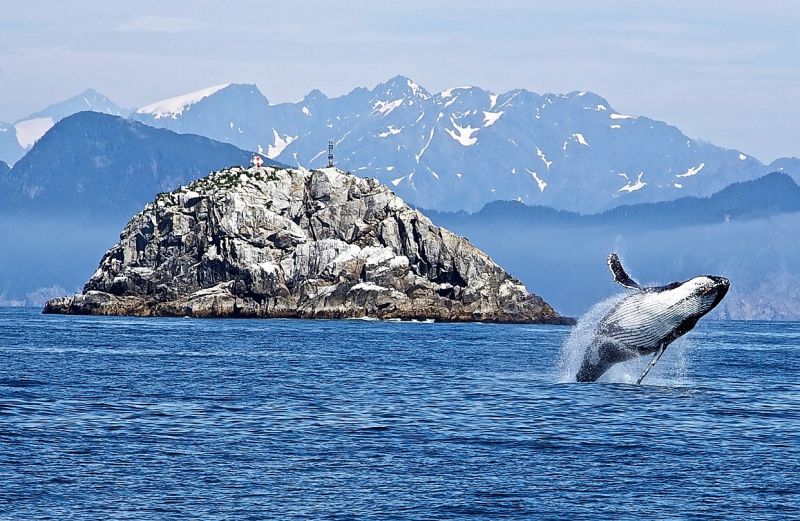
{"left": 608, "top": 253, "right": 643, "bottom": 290}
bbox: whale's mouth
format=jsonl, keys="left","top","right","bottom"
{"left": 703, "top": 276, "right": 730, "bottom": 308}
{"left": 710, "top": 276, "right": 730, "bottom": 288}
{"left": 700, "top": 276, "right": 729, "bottom": 295}
{"left": 712, "top": 276, "right": 730, "bottom": 296}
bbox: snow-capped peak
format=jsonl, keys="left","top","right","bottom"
{"left": 136, "top": 84, "right": 231, "bottom": 119}
{"left": 9, "top": 88, "right": 126, "bottom": 151}
{"left": 15, "top": 117, "right": 55, "bottom": 148}
{"left": 372, "top": 75, "right": 431, "bottom": 100}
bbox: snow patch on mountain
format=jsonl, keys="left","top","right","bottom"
{"left": 445, "top": 117, "right": 479, "bottom": 146}
{"left": 407, "top": 79, "right": 429, "bottom": 99}
{"left": 618, "top": 172, "right": 647, "bottom": 193}
{"left": 373, "top": 99, "right": 403, "bottom": 116}
{"left": 442, "top": 97, "right": 458, "bottom": 109}
{"left": 15, "top": 117, "right": 55, "bottom": 148}
{"left": 677, "top": 163, "right": 705, "bottom": 178}
{"left": 440, "top": 87, "right": 463, "bottom": 98}
{"left": 416, "top": 129, "right": 435, "bottom": 162}
{"left": 536, "top": 147, "right": 552, "bottom": 170}
{"left": 563, "top": 133, "right": 589, "bottom": 152}
{"left": 610, "top": 113, "right": 636, "bottom": 120}
{"left": 136, "top": 84, "right": 230, "bottom": 119}
{"left": 498, "top": 91, "right": 522, "bottom": 110}
{"left": 483, "top": 111, "right": 503, "bottom": 127}
{"left": 267, "top": 130, "right": 296, "bottom": 159}
{"left": 335, "top": 132, "right": 351, "bottom": 148}
{"left": 378, "top": 126, "right": 402, "bottom": 138}
{"left": 526, "top": 169, "right": 547, "bottom": 192}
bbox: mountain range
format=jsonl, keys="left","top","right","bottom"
{"left": 0, "top": 89, "right": 126, "bottom": 165}
{"left": 427, "top": 172, "right": 800, "bottom": 229}
{"left": 425, "top": 174, "right": 800, "bottom": 321}
{"left": 129, "top": 77, "right": 799, "bottom": 212}
{"left": 0, "top": 112, "right": 277, "bottom": 220}
{"left": 1, "top": 79, "right": 798, "bottom": 319}
{"left": 0, "top": 108, "right": 797, "bottom": 319}
{"left": 3, "top": 77, "right": 798, "bottom": 212}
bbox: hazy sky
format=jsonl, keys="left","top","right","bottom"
{"left": 1, "top": 1, "right": 797, "bottom": 161}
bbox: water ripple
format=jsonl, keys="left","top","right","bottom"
{"left": 0, "top": 308, "right": 798, "bottom": 519}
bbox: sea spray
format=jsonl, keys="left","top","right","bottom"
{"left": 555, "top": 292, "right": 627, "bottom": 383}
{"left": 555, "top": 292, "right": 693, "bottom": 386}
{"left": 600, "top": 337, "right": 692, "bottom": 386}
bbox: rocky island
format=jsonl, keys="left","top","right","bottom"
{"left": 44, "top": 165, "right": 572, "bottom": 324}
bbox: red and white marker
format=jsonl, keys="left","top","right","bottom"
{"left": 251, "top": 155, "right": 264, "bottom": 168}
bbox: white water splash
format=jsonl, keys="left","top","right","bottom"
{"left": 555, "top": 293, "right": 626, "bottom": 382}
{"left": 600, "top": 337, "right": 692, "bottom": 386}
{"left": 555, "top": 293, "right": 693, "bottom": 386}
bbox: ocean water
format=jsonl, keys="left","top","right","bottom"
{"left": 1, "top": 307, "right": 798, "bottom": 520}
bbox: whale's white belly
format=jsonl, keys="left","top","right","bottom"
{"left": 602, "top": 288, "right": 705, "bottom": 348}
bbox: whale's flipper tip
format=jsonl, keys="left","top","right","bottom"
{"left": 608, "top": 253, "right": 642, "bottom": 290}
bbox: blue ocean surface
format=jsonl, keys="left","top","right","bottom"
{"left": 1, "top": 307, "right": 798, "bottom": 519}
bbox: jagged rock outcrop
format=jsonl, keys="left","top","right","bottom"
{"left": 44, "top": 166, "right": 572, "bottom": 323}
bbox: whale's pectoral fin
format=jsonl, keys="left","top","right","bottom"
{"left": 636, "top": 343, "right": 667, "bottom": 384}
{"left": 608, "top": 253, "right": 643, "bottom": 290}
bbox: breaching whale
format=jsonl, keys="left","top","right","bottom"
{"left": 576, "top": 253, "right": 729, "bottom": 383}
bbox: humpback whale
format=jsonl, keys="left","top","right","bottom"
{"left": 576, "top": 253, "right": 729, "bottom": 383}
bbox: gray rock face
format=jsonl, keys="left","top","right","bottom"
{"left": 44, "top": 166, "right": 572, "bottom": 323}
